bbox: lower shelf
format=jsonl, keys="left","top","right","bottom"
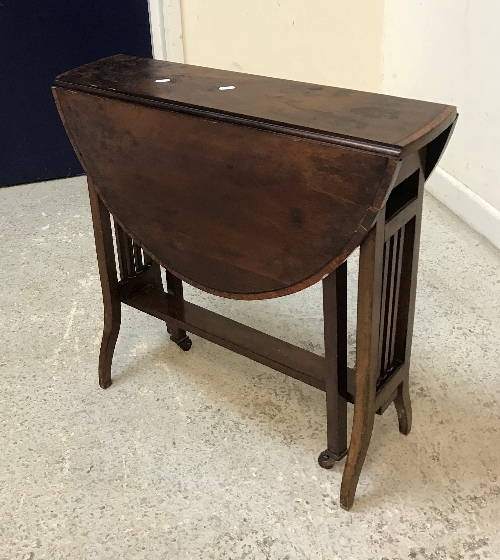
{"left": 124, "top": 285, "right": 403, "bottom": 412}
{"left": 125, "top": 286, "right": 348, "bottom": 392}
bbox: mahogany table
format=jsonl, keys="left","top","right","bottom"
{"left": 53, "top": 55, "right": 456, "bottom": 510}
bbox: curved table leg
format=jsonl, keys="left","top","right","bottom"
{"left": 394, "top": 379, "right": 412, "bottom": 435}
{"left": 390, "top": 177, "right": 424, "bottom": 438}
{"left": 98, "top": 304, "right": 121, "bottom": 389}
{"left": 88, "top": 180, "right": 121, "bottom": 389}
{"left": 340, "top": 390, "right": 376, "bottom": 510}
{"left": 340, "top": 215, "right": 385, "bottom": 510}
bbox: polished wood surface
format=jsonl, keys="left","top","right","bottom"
{"left": 53, "top": 56, "right": 457, "bottom": 510}
{"left": 54, "top": 86, "right": 396, "bottom": 298}
{"left": 55, "top": 54, "right": 455, "bottom": 156}
{"left": 53, "top": 55, "right": 455, "bottom": 299}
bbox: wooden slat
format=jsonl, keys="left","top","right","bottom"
{"left": 113, "top": 221, "right": 134, "bottom": 279}
{"left": 378, "top": 240, "right": 390, "bottom": 375}
{"left": 382, "top": 233, "right": 399, "bottom": 371}
{"left": 394, "top": 217, "right": 417, "bottom": 361}
{"left": 124, "top": 286, "right": 349, "bottom": 391}
{"left": 133, "top": 242, "right": 143, "bottom": 272}
{"left": 388, "top": 227, "right": 405, "bottom": 366}
{"left": 385, "top": 199, "right": 418, "bottom": 240}
{"left": 380, "top": 237, "right": 396, "bottom": 375}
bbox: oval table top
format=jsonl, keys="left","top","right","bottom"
{"left": 54, "top": 56, "right": 456, "bottom": 299}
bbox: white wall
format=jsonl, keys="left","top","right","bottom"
{"left": 178, "top": 0, "right": 384, "bottom": 92}
{"left": 383, "top": 0, "right": 500, "bottom": 246}
{"left": 149, "top": 0, "right": 184, "bottom": 62}
{"left": 152, "top": 0, "right": 500, "bottom": 248}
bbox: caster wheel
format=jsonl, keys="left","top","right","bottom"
{"left": 172, "top": 335, "right": 192, "bottom": 351}
{"left": 318, "top": 449, "right": 346, "bottom": 469}
{"left": 318, "top": 450, "right": 337, "bottom": 469}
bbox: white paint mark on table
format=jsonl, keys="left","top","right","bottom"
{"left": 219, "top": 86, "right": 235, "bottom": 90}
{"left": 155, "top": 79, "right": 171, "bottom": 83}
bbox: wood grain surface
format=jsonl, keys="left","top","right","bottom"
{"left": 53, "top": 55, "right": 456, "bottom": 299}
{"left": 54, "top": 87, "right": 397, "bottom": 298}
{"left": 55, "top": 55, "right": 456, "bottom": 157}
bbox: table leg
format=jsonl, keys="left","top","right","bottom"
{"left": 391, "top": 178, "right": 424, "bottom": 434}
{"left": 340, "top": 214, "right": 385, "bottom": 510}
{"left": 318, "top": 262, "right": 348, "bottom": 467}
{"left": 88, "top": 180, "right": 121, "bottom": 389}
{"left": 165, "top": 269, "right": 192, "bottom": 351}
{"left": 394, "top": 380, "right": 412, "bottom": 435}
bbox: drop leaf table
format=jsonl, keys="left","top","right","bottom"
{"left": 53, "top": 55, "right": 456, "bottom": 510}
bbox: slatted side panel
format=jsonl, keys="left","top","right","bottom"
{"left": 378, "top": 225, "right": 406, "bottom": 383}
{"left": 111, "top": 217, "right": 151, "bottom": 281}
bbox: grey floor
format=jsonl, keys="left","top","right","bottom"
{"left": 1, "top": 176, "right": 500, "bottom": 560}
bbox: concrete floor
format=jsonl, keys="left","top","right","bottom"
{"left": 1, "top": 176, "right": 500, "bottom": 559}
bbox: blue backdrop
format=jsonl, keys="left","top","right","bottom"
{"left": 0, "top": 1, "right": 152, "bottom": 186}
